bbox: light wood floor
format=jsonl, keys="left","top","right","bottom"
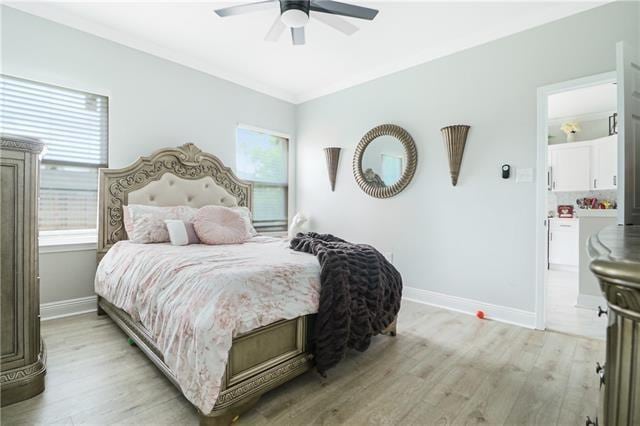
{"left": 1, "top": 301, "right": 604, "bottom": 425}
{"left": 546, "top": 269, "right": 607, "bottom": 340}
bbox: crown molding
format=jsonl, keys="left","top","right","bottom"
{"left": 5, "top": 3, "right": 298, "bottom": 104}
{"left": 6, "top": 2, "right": 610, "bottom": 105}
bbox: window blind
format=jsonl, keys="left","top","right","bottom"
{"left": 0, "top": 75, "right": 108, "bottom": 231}
{"left": 236, "top": 127, "right": 288, "bottom": 232}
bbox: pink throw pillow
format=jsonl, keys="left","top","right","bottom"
{"left": 192, "top": 206, "right": 250, "bottom": 245}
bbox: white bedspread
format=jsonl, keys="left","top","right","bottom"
{"left": 94, "top": 237, "right": 320, "bottom": 413}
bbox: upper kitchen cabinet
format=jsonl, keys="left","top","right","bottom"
{"left": 548, "top": 135, "right": 617, "bottom": 192}
{"left": 549, "top": 142, "right": 591, "bottom": 191}
{"left": 591, "top": 135, "right": 617, "bottom": 190}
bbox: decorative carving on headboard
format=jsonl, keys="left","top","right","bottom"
{"left": 97, "top": 143, "right": 252, "bottom": 260}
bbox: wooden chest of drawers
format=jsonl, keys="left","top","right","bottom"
{"left": 0, "top": 135, "right": 46, "bottom": 406}
{"left": 589, "top": 225, "right": 640, "bottom": 425}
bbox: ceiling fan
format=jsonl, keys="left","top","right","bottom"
{"left": 214, "top": 0, "right": 379, "bottom": 45}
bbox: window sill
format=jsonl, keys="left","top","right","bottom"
{"left": 39, "top": 230, "right": 97, "bottom": 254}
{"left": 258, "top": 230, "right": 288, "bottom": 238}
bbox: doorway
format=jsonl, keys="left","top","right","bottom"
{"left": 536, "top": 73, "right": 617, "bottom": 339}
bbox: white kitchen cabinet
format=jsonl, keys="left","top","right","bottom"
{"left": 548, "top": 135, "right": 618, "bottom": 192}
{"left": 549, "top": 218, "right": 579, "bottom": 267}
{"left": 591, "top": 135, "right": 617, "bottom": 190}
{"left": 549, "top": 143, "right": 591, "bottom": 192}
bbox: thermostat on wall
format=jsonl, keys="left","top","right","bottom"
{"left": 502, "top": 164, "right": 510, "bottom": 179}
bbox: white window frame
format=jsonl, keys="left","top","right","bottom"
{"left": 39, "top": 229, "right": 97, "bottom": 253}
{"left": 1, "top": 74, "right": 110, "bottom": 252}
{"left": 236, "top": 123, "right": 291, "bottom": 234}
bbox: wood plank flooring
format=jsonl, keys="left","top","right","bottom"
{"left": 546, "top": 269, "right": 606, "bottom": 340}
{"left": 1, "top": 301, "right": 604, "bottom": 425}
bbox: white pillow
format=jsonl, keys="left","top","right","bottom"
{"left": 165, "top": 220, "right": 201, "bottom": 246}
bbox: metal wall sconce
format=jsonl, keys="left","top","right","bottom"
{"left": 441, "top": 125, "right": 471, "bottom": 186}
{"left": 323, "top": 147, "right": 341, "bottom": 191}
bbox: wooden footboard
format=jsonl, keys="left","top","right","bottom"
{"left": 97, "top": 296, "right": 397, "bottom": 425}
{"left": 97, "top": 297, "right": 314, "bottom": 425}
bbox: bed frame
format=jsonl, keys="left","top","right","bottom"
{"left": 96, "top": 143, "right": 396, "bottom": 425}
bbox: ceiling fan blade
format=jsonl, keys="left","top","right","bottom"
{"left": 214, "top": 1, "right": 277, "bottom": 17}
{"left": 291, "top": 27, "right": 306, "bottom": 45}
{"left": 265, "top": 15, "right": 286, "bottom": 42}
{"left": 310, "top": 0, "right": 378, "bottom": 20}
{"left": 312, "top": 12, "right": 358, "bottom": 35}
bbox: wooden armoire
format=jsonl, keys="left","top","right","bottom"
{"left": 0, "top": 134, "right": 46, "bottom": 406}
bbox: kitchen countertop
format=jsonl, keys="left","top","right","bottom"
{"left": 548, "top": 210, "right": 617, "bottom": 220}
{"left": 575, "top": 209, "right": 617, "bottom": 218}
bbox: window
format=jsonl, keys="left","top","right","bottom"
{"left": 0, "top": 75, "right": 108, "bottom": 237}
{"left": 381, "top": 154, "right": 403, "bottom": 185}
{"left": 235, "top": 126, "right": 288, "bottom": 232}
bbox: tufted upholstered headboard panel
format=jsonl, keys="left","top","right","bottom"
{"left": 127, "top": 174, "right": 240, "bottom": 208}
{"left": 97, "top": 143, "right": 251, "bottom": 260}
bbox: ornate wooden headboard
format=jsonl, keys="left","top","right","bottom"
{"left": 97, "top": 143, "right": 252, "bottom": 260}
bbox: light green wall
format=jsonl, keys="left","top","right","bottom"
{"left": 295, "top": 1, "right": 640, "bottom": 313}
{"left": 1, "top": 6, "right": 296, "bottom": 305}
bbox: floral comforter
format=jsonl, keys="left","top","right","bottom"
{"left": 94, "top": 237, "right": 321, "bottom": 413}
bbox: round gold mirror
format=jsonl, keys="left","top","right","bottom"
{"left": 353, "top": 124, "right": 417, "bottom": 198}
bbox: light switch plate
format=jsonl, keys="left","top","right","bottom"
{"left": 516, "top": 168, "right": 534, "bottom": 183}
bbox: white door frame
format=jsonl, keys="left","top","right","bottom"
{"left": 534, "top": 71, "right": 617, "bottom": 330}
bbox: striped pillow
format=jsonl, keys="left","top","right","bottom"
{"left": 165, "top": 220, "right": 201, "bottom": 246}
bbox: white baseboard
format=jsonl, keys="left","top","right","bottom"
{"left": 40, "top": 296, "right": 97, "bottom": 321}
{"left": 549, "top": 264, "right": 578, "bottom": 272}
{"left": 41, "top": 290, "right": 538, "bottom": 328}
{"left": 403, "top": 286, "right": 537, "bottom": 329}
{"left": 41, "top": 291, "right": 537, "bottom": 330}
{"left": 576, "top": 293, "right": 606, "bottom": 310}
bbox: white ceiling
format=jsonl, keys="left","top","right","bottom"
{"left": 548, "top": 82, "right": 617, "bottom": 120}
{"left": 9, "top": 1, "right": 607, "bottom": 104}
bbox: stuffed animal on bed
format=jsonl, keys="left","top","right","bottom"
{"left": 288, "top": 212, "right": 309, "bottom": 240}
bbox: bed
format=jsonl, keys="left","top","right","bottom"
{"left": 95, "top": 143, "right": 396, "bottom": 425}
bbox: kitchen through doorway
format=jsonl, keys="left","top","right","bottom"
{"left": 542, "top": 75, "right": 618, "bottom": 339}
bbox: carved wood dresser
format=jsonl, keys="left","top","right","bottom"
{"left": 0, "top": 134, "right": 46, "bottom": 406}
{"left": 589, "top": 225, "right": 640, "bottom": 425}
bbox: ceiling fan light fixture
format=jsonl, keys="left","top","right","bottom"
{"left": 214, "top": 0, "right": 378, "bottom": 45}
{"left": 281, "top": 8, "right": 309, "bottom": 28}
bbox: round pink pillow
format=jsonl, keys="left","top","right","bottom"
{"left": 192, "top": 206, "right": 250, "bottom": 245}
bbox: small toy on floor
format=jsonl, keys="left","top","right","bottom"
{"left": 127, "top": 337, "right": 137, "bottom": 346}
{"left": 476, "top": 310, "right": 486, "bottom": 320}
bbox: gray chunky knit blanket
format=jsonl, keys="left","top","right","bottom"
{"left": 289, "top": 232, "right": 402, "bottom": 375}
